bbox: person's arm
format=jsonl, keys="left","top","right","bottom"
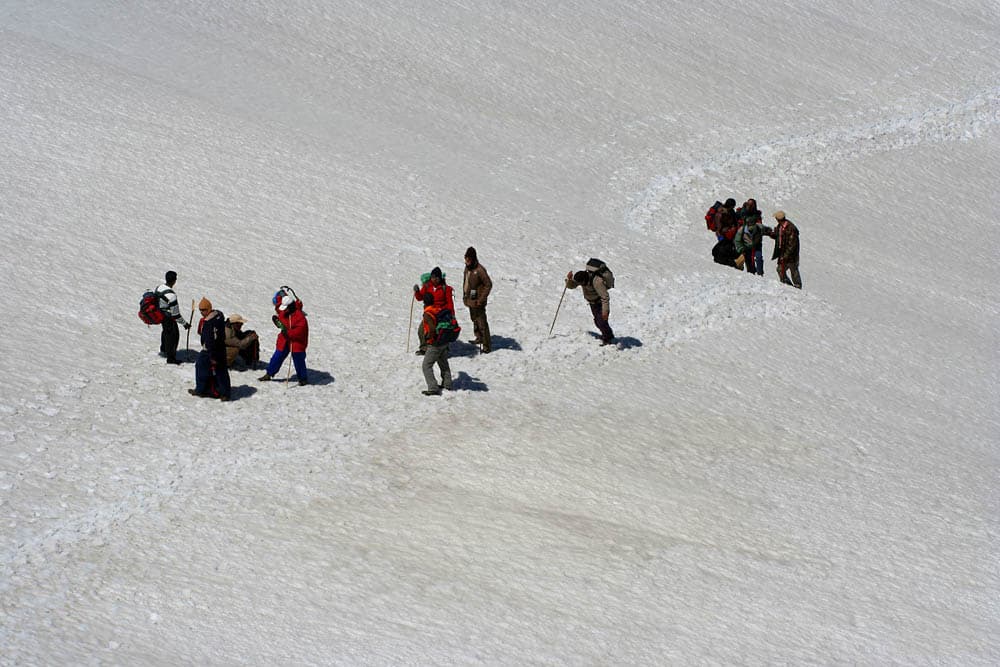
{"left": 477, "top": 266, "right": 493, "bottom": 302}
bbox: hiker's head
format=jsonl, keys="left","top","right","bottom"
{"left": 228, "top": 314, "right": 246, "bottom": 329}
{"left": 573, "top": 270, "right": 590, "bottom": 285}
{"left": 272, "top": 289, "right": 286, "bottom": 306}
{"left": 464, "top": 247, "right": 478, "bottom": 266}
{"left": 165, "top": 270, "right": 177, "bottom": 285}
{"left": 724, "top": 198, "right": 736, "bottom": 209}
{"left": 198, "top": 297, "right": 212, "bottom": 314}
{"left": 773, "top": 210, "right": 786, "bottom": 221}
{"left": 430, "top": 266, "right": 443, "bottom": 283}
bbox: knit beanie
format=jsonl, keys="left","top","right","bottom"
{"left": 430, "top": 266, "right": 443, "bottom": 280}
{"left": 199, "top": 297, "right": 212, "bottom": 311}
{"left": 465, "top": 247, "right": 477, "bottom": 261}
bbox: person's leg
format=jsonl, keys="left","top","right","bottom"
{"left": 753, "top": 248, "right": 764, "bottom": 275}
{"left": 292, "top": 351, "right": 308, "bottom": 383}
{"left": 788, "top": 261, "right": 802, "bottom": 288}
{"left": 478, "top": 307, "right": 491, "bottom": 352}
{"left": 214, "top": 357, "right": 231, "bottom": 399}
{"left": 265, "top": 346, "right": 289, "bottom": 376}
{"left": 162, "top": 318, "right": 179, "bottom": 361}
{"left": 590, "top": 301, "right": 614, "bottom": 342}
{"left": 194, "top": 351, "right": 211, "bottom": 394}
{"left": 422, "top": 346, "right": 442, "bottom": 391}
{"left": 438, "top": 346, "right": 453, "bottom": 389}
{"left": 417, "top": 324, "right": 427, "bottom": 354}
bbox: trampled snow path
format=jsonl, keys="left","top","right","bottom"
{"left": 625, "top": 87, "right": 1000, "bottom": 236}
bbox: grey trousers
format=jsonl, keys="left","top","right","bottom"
{"left": 422, "top": 344, "right": 453, "bottom": 391}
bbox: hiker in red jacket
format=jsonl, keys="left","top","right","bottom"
{"left": 259, "top": 288, "right": 310, "bottom": 385}
{"left": 413, "top": 266, "right": 455, "bottom": 355}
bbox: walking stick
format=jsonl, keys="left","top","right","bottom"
{"left": 406, "top": 293, "right": 415, "bottom": 352}
{"left": 549, "top": 286, "right": 567, "bottom": 336}
{"left": 186, "top": 299, "right": 195, "bottom": 351}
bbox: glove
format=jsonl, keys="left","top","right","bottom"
{"left": 272, "top": 315, "right": 287, "bottom": 332}
{"left": 413, "top": 284, "right": 420, "bottom": 293}
{"left": 183, "top": 322, "right": 191, "bottom": 330}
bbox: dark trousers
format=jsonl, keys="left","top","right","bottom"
{"left": 266, "top": 347, "right": 308, "bottom": 382}
{"left": 195, "top": 350, "right": 231, "bottom": 398}
{"left": 778, "top": 260, "right": 802, "bottom": 288}
{"left": 468, "top": 306, "right": 491, "bottom": 351}
{"left": 745, "top": 248, "right": 764, "bottom": 275}
{"left": 161, "top": 318, "right": 179, "bottom": 361}
{"left": 589, "top": 301, "right": 615, "bottom": 342}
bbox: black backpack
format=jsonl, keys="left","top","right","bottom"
{"left": 586, "top": 258, "right": 615, "bottom": 289}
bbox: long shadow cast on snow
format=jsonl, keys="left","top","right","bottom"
{"left": 452, "top": 371, "right": 488, "bottom": 392}
{"left": 229, "top": 385, "right": 259, "bottom": 401}
{"left": 587, "top": 331, "right": 643, "bottom": 350}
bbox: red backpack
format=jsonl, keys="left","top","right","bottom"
{"left": 138, "top": 290, "right": 165, "bottom": 325}
{"left": 705, "top": 201, "right": 723, "bottom": 231}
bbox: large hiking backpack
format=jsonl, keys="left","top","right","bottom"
{"left": 705, "top": 201, "right": 723, "bottom": 231}
{"left": 586, "top": 258, "right": 615, "bottom": 289}
{"left": 138, "top": 290, "right": 165, "bottom": 325}
{"left": 433, "top": 308, "right": 461, "bottom": 344}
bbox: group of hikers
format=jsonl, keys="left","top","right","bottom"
{"left": 144, "top": 271, "right": 309, "bottom": 401}
{"left": 706, "top": 198, "right": 802, "bottom": 289}
{"left": 143, "top": 207, "right": 799, "bottom": 401}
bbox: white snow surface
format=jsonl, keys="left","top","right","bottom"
{"left": 2, "top": 1, "right": 999, "bottom": 664}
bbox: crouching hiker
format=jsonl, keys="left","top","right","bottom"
{"left": 565, "top": 259, "right": 616, "bottom": 346}
{"left": 189, "top": 297, "right": 231, "bottom": 401}
{"left": 259, "top": 288, "right": 310, "bottom": 385}
{"left": 225, "top": 314, "right": 260, "bottom": 369}
{"left": 420, "top": 293, "right": 460, "bottom": 395}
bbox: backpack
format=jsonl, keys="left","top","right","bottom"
{"left": 586, "top": 258, "right": 615, "bottom": 289}
{"left": 138, "top": 290, "right": 165, "bottom": 325}
{"left": 433, "top": 308, "right": 461, "bottom": 344}
{"left": 705, "top": 201, "right": 723, "bottom": 231}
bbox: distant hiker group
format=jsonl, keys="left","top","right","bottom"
{"left": 138, "top": 273, "right": 309, "bottom": 401}
{"left": 706, "top": 198, "right": 802, "bottom": 288}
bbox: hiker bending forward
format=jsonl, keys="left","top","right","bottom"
{"left": 566, "top": 269, "right": 615, "bottom": 345}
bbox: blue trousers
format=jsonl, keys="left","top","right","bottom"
{"left": 266, "top": 348, "right": 308, "bottom": 382}
{"left": 195, "top": 350, "right": 231, "bottom": 398}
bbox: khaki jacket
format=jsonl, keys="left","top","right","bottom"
{"left": 566, "top": 273, "right": 611, "bottom": 318}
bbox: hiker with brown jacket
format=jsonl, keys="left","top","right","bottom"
{"left": 767, "top": 210, "right": 802, "bottom": 288}
{"left": 462, "top": 246, "right": 493, "bottom": 353}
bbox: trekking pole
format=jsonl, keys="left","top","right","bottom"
{"left": 285, "top": 353, "right": 293, "bottom": 388}
{"left": 186, "top": 299, "right": 195, "bottom": 351}
{"left": 406, "top": 294, "right": 415, "bottom": 352}
{"left": 549, "top": 286, "right": 567, "bottom": 336}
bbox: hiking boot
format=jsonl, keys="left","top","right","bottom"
{"left": 480, "top": 348, "right": 491, "bottom": 354}
{"left": 298, "top": 379, "right": 309, "bottom": 386}
{"left": 600, "top": 338, "right": 616, "bottom": 346}
{"left": 188, "top": 389, "right": 209, "bottom": 398}
{"left": 166, "top": 358, "right": 181, "bottom": 365}
{"left": 258, "top": 373, "right": 273, "bottom": 381}
{"left": 415, "top": 349, "right": 426, "bottom": 356}
{"left": 218, "top": 395, "right": 230, "bottom": 402}
{"left": 422, "top": 389, "right": 442, "bottom": 396}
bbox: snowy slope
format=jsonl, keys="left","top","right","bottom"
{"left": 1, "top": 1, "right": 999, "bottom": 664}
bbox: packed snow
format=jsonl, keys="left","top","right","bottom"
{"left": 1, "top": 0, "right": 998, "bottom": 664}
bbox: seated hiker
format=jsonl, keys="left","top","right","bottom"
{"left": 224, "top": 314, "right": 260, "bottom": 369}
